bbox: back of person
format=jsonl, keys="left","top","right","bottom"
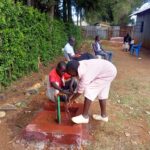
{"left": 78, "top": 59, "right": 116, "bottom": 82}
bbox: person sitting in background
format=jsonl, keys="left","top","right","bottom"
{"left": 46, "top": 61, "right": 77, "bottom": 103}
{"left": 92, "top": 35, "right": 112, "bottom": 61}
{"left": 123, "top": 33, "right": 132, "bottom": 51}
{"left": 63, "top": 37, "right": 76, "bottom": 61}
{"left": 63, "top": 36, "right": 94, "bottom": 61}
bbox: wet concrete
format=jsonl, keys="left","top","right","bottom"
{"left": 22, "top": 101, "right": 90, "bottom": 145}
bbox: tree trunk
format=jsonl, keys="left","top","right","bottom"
{"left": 77, "top": 12, "right": 79, "bottom": 26}
{"left": 63, "top": 0, "right": 67, "bottom": 22}
{"left": 48, "top": 5, "right": 54, "bottom": 19}
{"left": 27, "top": 0, "right": 32, "bottom": 6}
{"left": 67, "top": 0, "right": 72, "bottom": 22}
{"left": 32, "top": 0, "right": 38, "bottom": 8}
{"left": 76, "top": 7, "right": 79, "bottom": 26}
{"left": 80, "top": 9, "right": 82, "bottom": 26}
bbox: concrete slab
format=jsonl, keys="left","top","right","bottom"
{"left": 22, "top": 102, "right": 90, "bottom": 145}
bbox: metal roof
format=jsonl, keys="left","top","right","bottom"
{"left": 131, "top": 2, "right": 150, "bottom": 16}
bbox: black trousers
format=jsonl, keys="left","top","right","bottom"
{"left": 73, "top": 52, "right": 94, "bottom": 61}
{"left": 60, "top": 78, "right": 78, "bottom": 102}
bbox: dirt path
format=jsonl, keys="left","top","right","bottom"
{"left": 0, "top": 40, "right": 150, "bottom": 150}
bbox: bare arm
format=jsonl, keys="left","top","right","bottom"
{"left": 69, "top": 92, "right": 81, "bottom": 102}
{"left": 69, "top": 77, "right": 77, "bottom": 93}
{"left": 51, "top": 82, "right": 71, "bottom": 95}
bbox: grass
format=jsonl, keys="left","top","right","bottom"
{"left": 82, "top": 40, "right": 150, "bottom": 150}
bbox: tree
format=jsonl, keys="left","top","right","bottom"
{"left": 112, "top": 0, "right": 142, "bottom": 25}
{"left": 63, "top": 0, "right": 67, "bottom": 22}
{"left": 14, "top": 0, "right": 143, "bottom": 25}
{"left": 74, "top": 0, "right": 142, "bottom": 25}
{"left": 27, "top": 0, "right": 31, "bottom": 6}
{"left": 37, "top": 0, "right": 56, "bottom": 18}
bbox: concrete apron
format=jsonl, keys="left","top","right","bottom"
{"left": 21, "top": 101, "right": 91, "bottom": 146}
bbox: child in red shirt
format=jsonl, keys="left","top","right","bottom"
{"left": 46, "top": 61, "right": 77, "bottom": 102}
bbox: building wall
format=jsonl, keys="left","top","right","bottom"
{"left": 134, "top": 9, "right": 150, "bottom": 49}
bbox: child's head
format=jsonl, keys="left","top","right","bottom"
{"left": 56, "top": 61, "right": 66, "bottom": 77}
{"left": 66, "top": 60, "right": 79, "bottom": 77}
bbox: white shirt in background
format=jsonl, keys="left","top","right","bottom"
{"left": 96, "top": 42, "right": 103, "bottom": 52}
{"left": 64, "top": 43, "right": 75, "bottom": 59}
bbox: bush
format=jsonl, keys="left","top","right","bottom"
{"left": 65, "top": 23, "right": 83, "bottom": 49}
{"left": 0, "top": 0, "right": 83, "bottom": 88}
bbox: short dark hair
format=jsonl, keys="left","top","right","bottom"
{"left": 95, "top": 35, "right": 100, "bottom": 41}
{"left": 68, "top": 36, "right": 75, "bottom": 42}
{"left": 66, "top": 60, "right": 79, "bottom": 72}
{"left": 56, "top": 61, "right": 66, "bottom": 71}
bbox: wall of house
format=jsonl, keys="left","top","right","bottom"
{"left": 134, "top": 9, "right": 150, "bottom": 49}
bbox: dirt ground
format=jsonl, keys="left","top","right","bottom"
{"left": 0, "top": 40, "right": 150, "bottom": 150}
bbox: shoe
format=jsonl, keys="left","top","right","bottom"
{"left": 71, "top": 115, "right": 89, "bottom": 124}
{"left": 92, "top": 114, "right": 108, "bottom": 122}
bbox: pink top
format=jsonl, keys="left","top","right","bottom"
{"left": 77, "top": 59, "right": 117, "bottom": 93}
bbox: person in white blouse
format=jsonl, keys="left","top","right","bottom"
{"left": 92, "top": 35, "right": 113, "bottom": 61}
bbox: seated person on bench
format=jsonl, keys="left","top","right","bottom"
{"left": 46, "top": 61, "right": 77, "bottom": 103}
{"left": 63, "top": 36, "right": 94, "bottom": 61}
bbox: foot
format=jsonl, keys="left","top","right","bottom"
{"left": 92, "top": 114, "right": 108, "bottom": 122}
{"left": 71, "top": 115, "right": 89, "bottom": 124}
